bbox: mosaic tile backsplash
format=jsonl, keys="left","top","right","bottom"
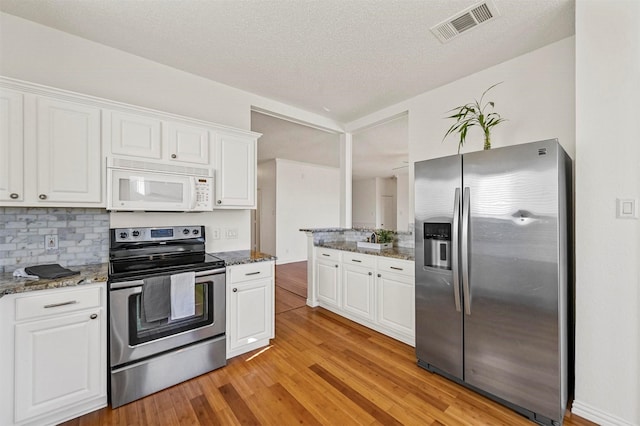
{"left": 0, "top": 208, "right": 109, "bottom": 274}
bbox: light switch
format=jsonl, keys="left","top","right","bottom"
{"left": 616, "top": 198, "right": 638, "bottom": 219}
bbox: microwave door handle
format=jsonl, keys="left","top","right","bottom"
{"left": 190, "top": 177, "right": 198, "bottom": 209}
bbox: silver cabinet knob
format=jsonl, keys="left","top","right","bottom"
{"left": 9, "top": 193, "right": 19, "bottom": 199}
{"left": 171, "top": 154, "right": 177, "bottom": 159}
{"left": 232, "top": 288, "right": 237, "bottom": 293}
{"left": 368, "top": 272, "right": 372, "bottom": 276}
{"left": 39, "top": 194, "right": 47, "bottom": 200}
{"left": 217, "top": 200, "right": 222, "bottom": 205}
{"left": 335, "top": 264, "right": 339, "bottom": 268}
{"left": 90, "top": 313, "right": 98, "bottom": 320}
{"left": 377, "top": 274, "right": 381, "bottom": 278}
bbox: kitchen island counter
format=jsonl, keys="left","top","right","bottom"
{"left": 0, "top": 263, "right": 108, "bottom": 298}
{"left": 316, "top": 241, "right": 414, "bottom": 261}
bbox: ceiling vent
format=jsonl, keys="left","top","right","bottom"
{"left": 430, "top": 1, "right": 500, "bottom": 43}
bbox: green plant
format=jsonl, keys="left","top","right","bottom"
{"left": 443, "top": 82, "right": 507, "bottom": 153}
{"left": 375, "top": 229, "right": 394, "bottom": 244}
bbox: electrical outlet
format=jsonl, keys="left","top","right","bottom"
{"left": 45, "top": 234, "right": 58, "bottom": 250}
{"left": 211, "top": 228, "right": 221, "bottom": 240}
{"left": 225, "top": 228, "right": 238, "bottom": 239}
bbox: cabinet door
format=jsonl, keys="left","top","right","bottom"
{"left": 109, "top": 110, "right": 162, "bottom": 159}
{"left": 228, "top": 278, "right": 273, "bottom": 353}
{"left": 36, "top": 97, "right": 102, "bottom": 203}
{"left": 316, "top": 259, "right": 341, "bottom": 308}
{"left": 342, "top": 263, "right": 375, "bottom": 321}
{"left": 165, "top": 122, "right": 210, "bottom": 165}
{"left": 377, "top": 272, "right": 415, "bottom": 339}
{"left": 214, "top": 132, "right": 256, "bottom": 208}
{"left": 0, "top": 89, "right": 24, "bottom": 202}
{"left": 14, "top": 309, "right": 103, "bottom": 423}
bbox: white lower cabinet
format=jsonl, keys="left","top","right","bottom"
{"left": 342, "top": 263, "right": 375, "bottom": 321}
{"left": 0, "top": 284, "right": 107, "bottom": 426}
{"left": 313, "top": 248, "right": 415, "bottom": 346}
{"left": 376, "top": 271, "right": 415, "bottom": 339}
{"left": 226, "top": 261, "right": 275, "bottom": 358}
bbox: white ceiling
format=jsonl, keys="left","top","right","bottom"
{"left": 0, "top": 0, "right": 575, "bottom": 123}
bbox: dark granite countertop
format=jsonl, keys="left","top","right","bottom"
{"left": 0, "top": 263, "right": 108, "bottom": 299}
{"left": 210, "top": 250, "right": 277, "bottom": 266}
{"left": 316, "top": 241, "right": 414, "bottom": 261}
{"left": 300, "top": 228, "right": 352, "bottom": 233}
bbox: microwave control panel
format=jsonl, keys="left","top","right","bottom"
{"left": 195, "top": 177, "right": 213, "bottom": 210}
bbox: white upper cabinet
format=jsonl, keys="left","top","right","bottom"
{"left": 0, "top": 89, "right": 103, "bottom": 207}
{"left": 35, "top": 97, "right": 102, "bottom": 203}
{"left": 214, "top": 131, "right": 257, "bottom": 208}
{"left": 1, "top": 77, "right": 261, "bottom": 209}
{"left": 105, "top": 110, "right": 211, "bottom": 166}
{"left": 107, "top": 110, "right": 162, "bottom": 159}
{"left": 0, "top": 89, "right": 24, "bottom": 202}
{"left": 165, "top": 121, "right": 209, "bottom": 164}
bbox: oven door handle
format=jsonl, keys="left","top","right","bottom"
{"left": 109, "top": 268, "right": 227, "bottom": 290}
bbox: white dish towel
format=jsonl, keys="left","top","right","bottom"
{"left": 170, "top": 271, "right": 196, "bottom": 320}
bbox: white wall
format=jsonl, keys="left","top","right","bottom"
{"left": 352, "top": 178, "right": 376, "bottom": 228}
{"left": 257, "top": 160, "right": 277, "bottom": 256}
{"left": 573, "top": 1, "right": 640, "bottom": 425}
{"left": 275, "top": 159, "right": 340, "bottom": 264}
{"left": 396, "top": 174, "right": 409, "bottom": 232}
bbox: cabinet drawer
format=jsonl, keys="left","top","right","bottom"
{"left": 316, "top": 247, "right": 341, "bottom": 261}
{"left": 15, "top": 286, "right": 102, "bottom": 321}
{"left": 342, "top": 252, "right": 375, "bottom": 268}
{"left": 229, "top": 262, "right": 273, "bottom": 284}
{"left": 377, "top": 258, "right": 414, "bottom": 277}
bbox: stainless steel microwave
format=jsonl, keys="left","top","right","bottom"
{"left": 107, "top": 158, "right": 213, "bottom": 212}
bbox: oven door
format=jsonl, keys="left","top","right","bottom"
{"left": 109, "top": 269, "right": 225, "bottom": 367}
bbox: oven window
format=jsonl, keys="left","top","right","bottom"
{"left": 128, "top": 281, "right": 214, "bottom": 345}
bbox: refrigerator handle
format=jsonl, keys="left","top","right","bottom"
{"left": 461, "top": 187, "right": 471, "bottom": 315}
{"left": 452, "top": 187, "right": 461, "bottom": 312}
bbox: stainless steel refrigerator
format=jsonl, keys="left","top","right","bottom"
{"left": 414, "top": 139, "right": 571, "bottom": 425}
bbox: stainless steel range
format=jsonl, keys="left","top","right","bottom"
{"left": 108, "top": 226, "right": 226, "bottom": 408}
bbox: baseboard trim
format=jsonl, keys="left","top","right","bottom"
{"left": 572, "top": 400, "right": 637, "bottom": 426}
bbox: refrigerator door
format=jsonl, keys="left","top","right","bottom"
{"left": 415, "top": 154, "right": 463, "bottom": 379}
{"left": 461, "top": 140, "right": 566, "bottom": 422}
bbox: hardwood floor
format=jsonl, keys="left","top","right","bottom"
{"left": 275, "top": 261, "right": 308, "bottom": 297}
{"left": 63, "top": 262, "right": 594, "bottom": 426}
{"left": 274, "top": 261, "right": 308, "bottom": 314}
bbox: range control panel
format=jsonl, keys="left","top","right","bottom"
{"left": 112, "top": 226, "right": 205, "bottom": 242}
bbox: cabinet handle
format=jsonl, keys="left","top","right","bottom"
{"left": 171, "top": 154, "right": 177, "bottom": 159}
{"left": 39, "top": 194, "right": 47, "bottom": 200}
{"left": 90, "top": 313, "right": 98, "bottom": 320}
{"left": 232, "top": 288, "right": 237, "bottom": 292}
{"left": 245, "top": 271, "right": 261, "bottom": 276}
{"left": 351, "top": 259, "right": 362, "bottom": 263}
{"left": 217, "top": 200, "right": 222, "bottom": 205}
{"left": 335, "top": 265, "right": 339, "bottom": 268}
{"left": 368, "top": 272, "right": 372, "bottom": 276}
{"left": 390, "top": 266, "right": 403, "bottom": 271}
{"left": 377, "top": 274, "right": 381, "bottom": 278}
{"left": 44, "top": 300, "right": 78, "bottom": 309}
{"left": 322, "top": 254, "right": 330, "bottom": 257}
{"left": 10, "top": 193, "right": 19, "bottom": 199}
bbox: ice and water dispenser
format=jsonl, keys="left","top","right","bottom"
{"left": 423, "top": 223, "right": 452, "bottom": 269}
